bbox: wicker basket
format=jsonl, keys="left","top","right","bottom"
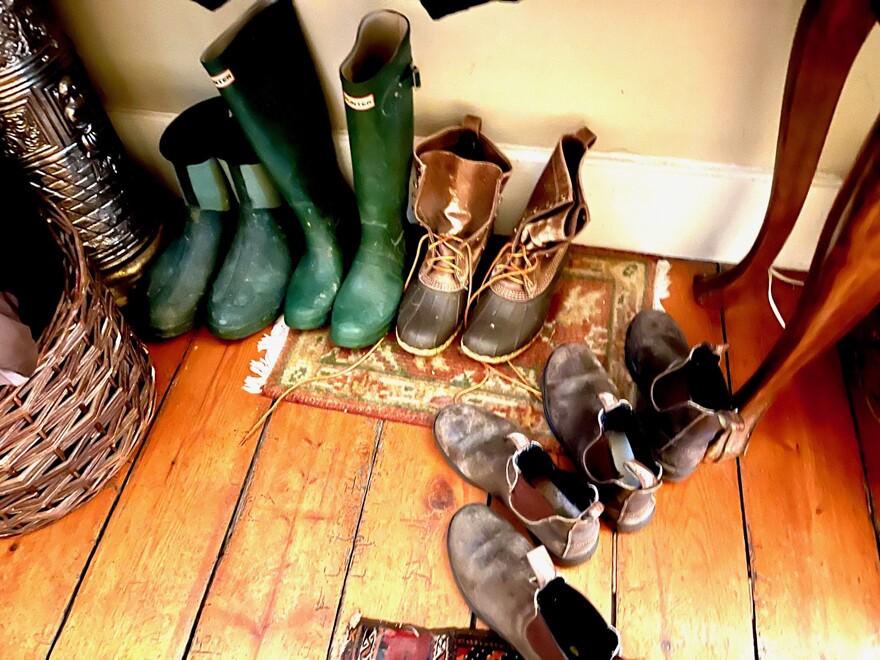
{"left": 0, "top": 207, "right": 156, "bottom": 537}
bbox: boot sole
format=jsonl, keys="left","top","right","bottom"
{"left": 395, "top": 325, "right": 460, "bottom": 357}
{"left": 459, "top": 331, "right": 540, "bottom": 364}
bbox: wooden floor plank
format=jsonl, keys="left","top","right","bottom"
{"left": 0, "top": 331, "right": 192, "bottom": 659}
{"left": 329, "top": 421, "right": 483, "bottom": 658}
{"left": 146, "top": 332, "right": 197, "bottom": 399}
{"left": 725, "top": 280, "right": 880, "bottom": 657}
{"left": 188, "top": 404, "right": 379, "bottom": 659}
{"left": 615, "top": 260, "right": 753, "bottom": 659}
{"left": 50, "top": 330, "right": 270, "bottom": 658}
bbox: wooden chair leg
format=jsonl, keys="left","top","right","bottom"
{"left": 694, "top": 0, "right": 876, "bottom": 309}
{"left": 708, "top": 114, "right": 880, "bottom": 461}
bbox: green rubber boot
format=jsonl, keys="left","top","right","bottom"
{"left": 207, "top": 130, "right": 293, "bottom": 340}
{"left": 146, "top": 98, "right": 233, "bottom": 339}
{"left": 201, "top": 0, "right": 358, "bottom": 330}
{"left": 330, "top": 10, "right": 419, "bottom": 348}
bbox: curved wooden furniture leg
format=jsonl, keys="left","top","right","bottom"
{"left": 708, "top": 114, "right": 880, "bottom": 461}
{"left": 694, "top": 0, "right": 876, "bottom": 309}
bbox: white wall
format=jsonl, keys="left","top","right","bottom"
{"left": 51, "top": 0, "right": 880, "bottom": 267}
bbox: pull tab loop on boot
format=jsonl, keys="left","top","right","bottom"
{"left": 526, "top": 546, "right": 557, "bottom": 590}
{"left": 575, "top": 126, "right": 598, "bottom": 149}
{"left": 462, "top": 114, "right": 482, "bottom": 136}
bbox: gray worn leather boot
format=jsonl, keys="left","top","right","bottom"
{"left": 434, "top": 403, "right": 602, "bottom": 565}
{"left": 542, "top": 344, "right": 662, "bottom": 533}
{"left": 448, "top": 504, "right": 621, "bottom": 660}
{"left": 461, "top": 127, "right": 595, "bottom": 363}
{"left": 625, "top": 310, "right": 744, "bottom": 481}
{"left": 396, "top": 115, "right": 511, "bottom": 355}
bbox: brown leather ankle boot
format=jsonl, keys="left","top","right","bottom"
{"left": 447, "top": 504, "right": 622, "bottom": 659}
{"left": 625, "top": 309, "right": 744, "bottom": 480}
{"left": 434, "top": 403, "right": 603, "bottom": 565}
{"left": 396, "top": 115, "right": 511, "bottom": 355}
{"left": 461, "top": 127, "right": 595, "bottom": 363}
{"left": 542, "top": 343, "right": 662, "bottom": 533}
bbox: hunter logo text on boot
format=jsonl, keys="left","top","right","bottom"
{"left": 210, "top": 69, "right": 235, "bottom": 88}
{"left": 343, "top": 92, "right": 375, "bottom": 111}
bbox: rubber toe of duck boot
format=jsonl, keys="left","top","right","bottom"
{"left": 461, "top": 293, "right": 550, "bottom": 363}
{"left": 396, "top": 282, "right": 464, "bottom": 354}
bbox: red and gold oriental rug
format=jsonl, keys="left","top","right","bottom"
{"left": 339, "top": 616, "right": 518, "bottom": 659}
{"left": 245, "top": 246, "right": 663, "bottom": 436}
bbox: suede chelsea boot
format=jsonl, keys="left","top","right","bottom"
{"left": 542, "top": 344, "right": 662, "bottom": 533}
{"left": 434, "top": 403, "right": 602, "bottom": 565}
{"left": 206, "top": 128, "right": 294, "bottom": 340}
{"left": 146, "top": 98, "right": 234, "bottom": 339}
{"left": 625, "top": 309, "right": 745, "bottom": 480}
{"left": 330, "top": 10, "right": 420, "bottom": 348}
{"left": 448, "top": 504, "right": 622, "bottom": 660}
{"left": 396, "top": 115, "right": 512, "bottom": 355}
{"left": 461, "top": 128, "right": 596, "bottom": 363}
{"left": 201, "top": 0, "right": 358, "bottom": 331}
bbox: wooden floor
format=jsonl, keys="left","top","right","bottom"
{"left": 2, "top": 259, "right": 879, "bottom": 659}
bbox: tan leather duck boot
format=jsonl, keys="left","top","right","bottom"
{"left": 434, "top": 403, "right": 603, "bottom": 565}
{"left": 447, "top": 504, "right": 621, "bottom": 660}
{"left": 461, "top": 127, "right": 595, "bottom": 363}
{"left": 542, "top": 344, "right": 662, "bottom": 533}
{"left": 396, "top": 115, "right": 511, "bottom": 355}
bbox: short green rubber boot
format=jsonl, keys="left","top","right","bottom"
{"left": 207, "top": 130, "right": 293, "bottom": 340}
{"left": 146, "top": 98, "right": 233, "bottom": 339}
{"left": 330, "top": 10, "right": 419, "bottom": 348}
{"left": 201, "top": 0, "right": 358, "bottom": 330}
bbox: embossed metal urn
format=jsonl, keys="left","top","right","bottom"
{"left": 0, "top": 0, "right": 160, "bottom": 297}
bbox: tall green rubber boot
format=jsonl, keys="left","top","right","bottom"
{"left": 206, "top": 127, "right": 293, "bottom": 340}
{"left": 331, "top": 10, "right": 419, "bottom": 348}
{"left": 201, "top": 0, "right": 358, "bottom": 330}
{"left": 146, "top": 98, "right": 233, "bottom": 339}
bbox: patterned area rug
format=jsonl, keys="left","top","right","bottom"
{"left": 246, "top": 246, "right": 660, "bottom": 437}
{"left": 339, "top": 616, "right": 519, "bottom": 659}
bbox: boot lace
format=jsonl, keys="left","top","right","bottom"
{"left": 464, "top": 242, "right": 539, "bottom": 326}
{"left": 405, "top": 229, "right": 474, "bottom": 293}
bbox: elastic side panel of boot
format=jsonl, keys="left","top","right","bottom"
{"left": 537, "top": 578, "right": 619, "bottom": 658}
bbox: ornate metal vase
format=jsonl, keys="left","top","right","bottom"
{"left": 0, "top": 0, "right": 160, "bottom": 295}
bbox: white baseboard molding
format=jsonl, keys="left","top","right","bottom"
{"left": 110, "top": 108, "right": 840, "bottom": 271}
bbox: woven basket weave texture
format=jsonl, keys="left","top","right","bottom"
{"left": 0, "top": 209, "right": 156, "bottom": 537}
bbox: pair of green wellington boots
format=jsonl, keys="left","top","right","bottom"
{"left": 146, "top": 97, "right": 293, "bottom": 340}
{"left": 201, "top": 0, "right": 418, "bottom": 348}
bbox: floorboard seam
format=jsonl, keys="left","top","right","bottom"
{"left": 180, "top": 406, "right": 276, "bottom": 658}
{"left": 720, "top": 302, "right": 761, "bottom": 660}
{"left": 44, "top": 333, "right": 196, "bottom": 660}
{"left": 837, "top": 345, "right": 880, "bottom": 562}
{"left": 325, "top": 419, "right": 384, "bottom": 660}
